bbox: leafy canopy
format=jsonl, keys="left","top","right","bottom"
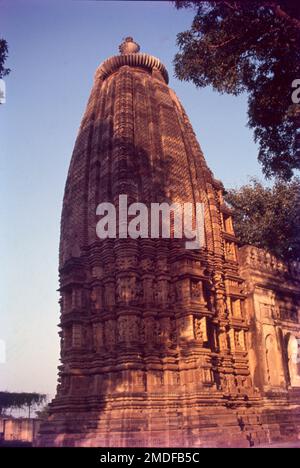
{"left": 0, "top": 391, "right": 46, "bottom": 415}
{"left": 174, "top": 1, "right": 300, "bottom": 180}
{"left": 225, "top": 177, "right": 300, "bottom": 262}
{"left": 0, "top": 38, "right": 10, "bottom": 79}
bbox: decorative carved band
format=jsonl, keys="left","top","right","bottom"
{"left": 240, "top": 245, "right": 300, "bottom": 279}
{"left": 95, "top": 53, "right": 169, "bottom": 84}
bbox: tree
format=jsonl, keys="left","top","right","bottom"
{"left": 35, "top": 404, "right": 50, "bottom": 420}
{"left": 225, "top": 177, "right": 300, "bottom": 261}
{"left": 0, "top": 391, "right": 47, "bottom": 418}
{"left": 174, "top": 1, "right": 300, "bottom": 180}
{"left": 0, "top": 38, "right": 10, "bottom": 79}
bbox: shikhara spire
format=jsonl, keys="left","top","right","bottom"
{"left": 37, "top": 38, "right": 300, "bottom": 447}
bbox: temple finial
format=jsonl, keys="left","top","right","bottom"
{"left": 119, "top": 37, "right": 140, "bottom": 55}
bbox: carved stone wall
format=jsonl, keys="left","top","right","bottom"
{"left": 239, "top": 245, "right": 300, "bottom": 395}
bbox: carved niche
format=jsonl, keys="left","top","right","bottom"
{"left": 104, "top": 320, "right": 116, "bottom": 350}
{"left": 142, "top": 277, "right": 154, "bottom": 304}
{"left": 194, "top": 316, "right": 208, "bottom": 345}
{"left": 72, "top": 323, "right": 82, "bottom": 348}
{"left": 143, "top": 317, "right": 157, "bottom": 346}
{"left": 190, "top": 280, "right": 206, "bottom": 304}
{"left": 157, "top": 317, "right": 171, "bottom": 346}
{"left": 155, "top": 279, "right": 169, "bottom": 306}
{"left": 90, "top": 285, "right": 103, "bottom": 312}
{"left": 117, "top": 315, "right": 140, "bottom": 343}
{"left": 104, "top": 281, "right": 116, "bottom": 308}
{"left": 92, "top": 322, "right": 104, "bottom": 351}
{"left": 116, "top": 276, "right": 139, "bottom": 304}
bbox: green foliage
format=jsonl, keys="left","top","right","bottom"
{"left": 0, "top": 391, "right": 46, "bottom": 415}
{"left": 35, "top": 404, "right": 50, "bottom": 420}
{"left": 225, "top": 177, "right": 300, "bottom": 261}
{"left": 0, "top": 38, "right": 10, "bottom": 79}
{"left": 174, "top": 1, "right": 300, "bottom": 180}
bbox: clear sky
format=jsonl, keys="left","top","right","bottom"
{"left": 0, "top": 0, "right": 264, "bottom": 400}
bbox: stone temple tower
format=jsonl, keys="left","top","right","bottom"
{"left": 38, "top": 38, "right": 264, "bottom": 447}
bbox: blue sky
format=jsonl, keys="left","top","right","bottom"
{"left": 0, "top": 0, "right": 264, "bottom": 400}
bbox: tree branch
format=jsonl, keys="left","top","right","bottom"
{"left": 223, "top": 1, "right": 239, "bottom": 11}
{"left": 208, "top": 35, "right": 237, "bottom": 49}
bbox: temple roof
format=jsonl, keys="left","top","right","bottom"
{"left": 95, "top": 37, "right": 169, "bottom": 84}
